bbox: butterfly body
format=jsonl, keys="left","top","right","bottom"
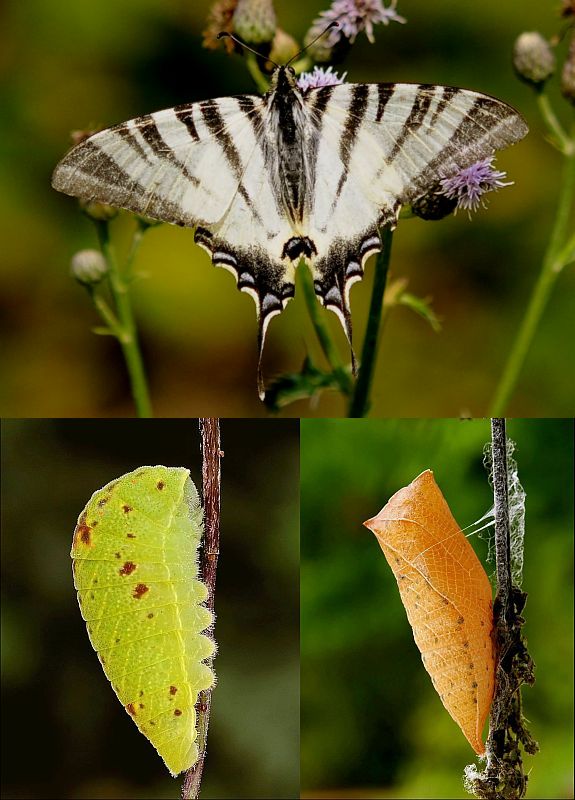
{"left": 52, "top": 68, "right": 528, "bottom": 392}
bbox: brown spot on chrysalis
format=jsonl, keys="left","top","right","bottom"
{"left": 147, "top": 612, "right": 154, "bottom": 619}
{"left": 457, "top": 615, "right": 464, "bottom": 624}
{"left": 170, "top": 686, "right": 178, "bottom": 695}
{"left": 139, "top": 691, "right": 144, "bottom": 697}
{"left": 472, "top": 681, "right": 478, "bottom": 689}
{"left": 74, "top": 513, "right": 93, "bottom": 547}
{"left": 473, "top": 697, "right": 478, "bottom": 704}
{"left": 139, "top": 703, "right": 144, "bottom": 709}
{"left": 127, "top": 533, "right": 136, "bottom": 538}
{"left": 115, "top": 552, "right": 121, "bottom": 559}
{"left": 442, "top": 597, "right": 449, "bottom": 605}
{"left": 115, "top": 638, "right": 120, "bottom": 643}
{"left": 97, "top": 497, "right": 108, "bottom": 507}
{"left": 150, "top": 720, "right": 155, "bottom": 725}
{"left": 132, "top": 583, "right": 149, "bottom": 599}
{"left": 174, "top": 709, "right": 182, "bottom": 716}
{"left": 126, "top": 703, "right": 136, "bottom": 716}
{"left": 119, "top": 561, "right": 136, "bottom": 576}
{"left": 157, "top": 481, "right": 165, "bottom": 490}
{"left": 469, "top": 662, "right": 475, "bottom": 670}
{"left": 463, "top": 641, "right": 470, "bottom": 649}
{"left": 122, "top": 504, "right": 132, "bottom": 514}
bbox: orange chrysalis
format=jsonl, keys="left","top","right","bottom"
{"left": 364, "top": 469, "right": 495, "bottom": 754}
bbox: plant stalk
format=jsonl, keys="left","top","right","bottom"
{"left": 96, "top": 222, "right": 153, "bottom": 417}
{"left": 348, "top": 228, "right": 394, "bottom": 417}
{"left": 181, "top": 419, "right": 222, "bottom": 800}
{"left": 490, "top": 145, "right": 575, "bottom": 414}
{"left": 300, "top": 264, "right": 353, "bottom": 395}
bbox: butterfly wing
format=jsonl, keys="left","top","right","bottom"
{"left": 52, "top": 94, "right": 297, "bottom": 396}
{"left": 304, "top": 83, "right": 528, "bottom": 337}
{"left": 52, "top": 96, "right": 264, "bottom": 226}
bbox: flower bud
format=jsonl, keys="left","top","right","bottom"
{"left": 233, "top": 0, "right": 276, "bottom": 45}
{"left": 561, "top": 34, "right": 575, "bottom": 106}
{"left": 79, "top": 198, "right": 119, "bottom": 221}
{"left": 268, "top": 27, "right": 299, "bottom": 66}
{"left": 513, "top": 32, "right": 555, "bottom": 89}
{"left": 70, "top": 249, "right": 108, "bottom": 285}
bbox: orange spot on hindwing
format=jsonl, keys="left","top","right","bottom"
{"left": 364, "top": 469, "right": 495, "bottom": 755}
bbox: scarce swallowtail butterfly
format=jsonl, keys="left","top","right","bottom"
{"left": 52, "top": 60, "right": 528, "bottom": 397}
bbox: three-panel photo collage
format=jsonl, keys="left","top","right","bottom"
{"left": 1, "top": 1, "right": 573, "bottom": 799}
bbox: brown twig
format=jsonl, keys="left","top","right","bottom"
{"left": 181, "top": 419, "right": 222, "bottom": 800}
{"left": 465, "top": 419, "right": 538, "bottom": 800}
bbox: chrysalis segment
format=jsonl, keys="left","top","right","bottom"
{"left": 71, "top": 466, "right": 216, "bottom": 776}
{"left": 364, "top": 469, "right": 495, "bottom": 754}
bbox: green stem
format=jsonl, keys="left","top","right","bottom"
{"left": 490, "top": 146, "right": 575, "bottom": 415}
{"left": 244, "top": 51, "right": 270, "bottom": 93}
{"left": 536, "top": 93, "right": 573, "bottom": 155}
{"left": 348, "top": 228, "right": 394, "bottom": 417}
{"left": 96, "top": 222, "right": 153, "bottom": 418}
{"left": 300, "top": 264, "right": 353, "bottom": 395}
{"left": 91, "top": 292, "right": 121, "bottom": 334}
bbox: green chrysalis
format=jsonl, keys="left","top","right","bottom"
{"left": 71, "top": 466, "right": 216, "bottom": 776}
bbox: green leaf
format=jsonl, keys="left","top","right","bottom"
{"left": 264, "top": 357, "right": 346, "bottom": 411}
{"left": 397, "top": 292, "right": 442, "bottom": 332}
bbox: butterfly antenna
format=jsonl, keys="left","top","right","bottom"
{"left": 217, "top": 31, "right": 280, "bottom": 69}
{"left": 285, "top": 22, "right": 340, "bottom": 66}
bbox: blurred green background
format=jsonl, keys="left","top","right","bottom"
{"left": 1, "top": 419, "right": 299, "bottom": 799}
{"left": 0, "top": 0, "right": 573, "bottom": 417}
{"left": 300, "top": 418, "right": 574, "bottom": 799}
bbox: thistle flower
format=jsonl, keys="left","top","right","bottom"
{"left": 297, "top": 66, "right": 347, "bottom": 91}
{"left": 305, "top": 0, "right": 405, "bottom": 62}
{"left": 71, "top": 249, "right": 108, "bottom": 286}
{"left": 438, "top": 157, "right": 512, "bottom": 215}
{"left": 513, "top": 31, "right": 556, "bottom": 90}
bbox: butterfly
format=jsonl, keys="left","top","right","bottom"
{"left": 52, "top": 64, "right": 528, "bottom": 396}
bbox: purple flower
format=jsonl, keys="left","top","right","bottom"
{"left": 297, "top": 66, "right": 347, "bottom": 90}
{"left": 308, "top": 0, "right": 405, "bottom": 51}
{"left": 439, "top": 157, "right": 513, "bottom": 214}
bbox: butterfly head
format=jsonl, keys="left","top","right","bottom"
{"left": 269, "top": 65, "right": 299, "bottom": 96}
